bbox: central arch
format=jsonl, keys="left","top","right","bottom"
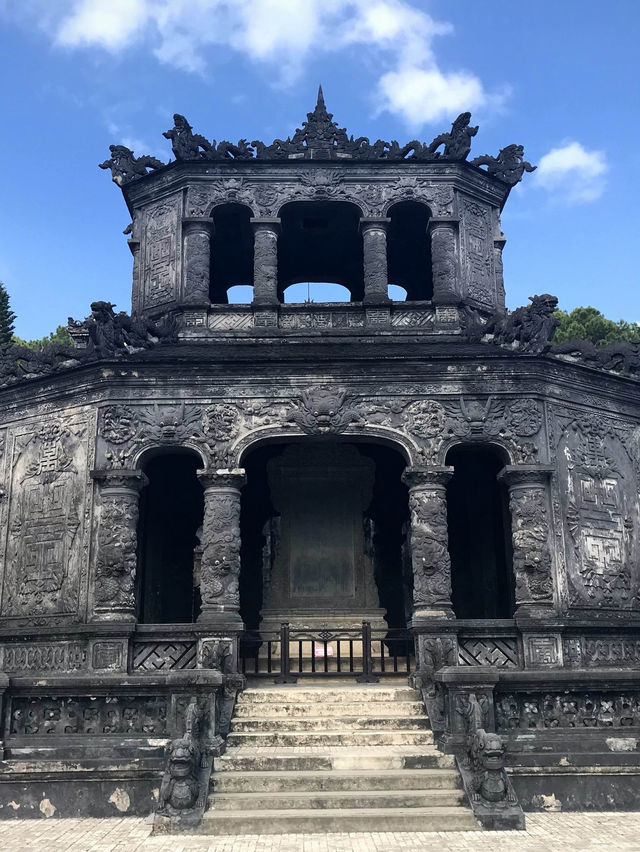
{"left": 277, "top": 200, "right": 364, "bottom": 302}
{"left": 238, "top": 438, "right": 409, "bottom": 631}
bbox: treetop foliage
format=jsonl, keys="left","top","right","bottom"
{"left": 0, "top": 282, "right": 16, "bottom": 349}
{"left": 553, "top": 306, "right": 640, "bottom": 346}
{"left": 12, "top": 325, "right": 73, "bottom": 350}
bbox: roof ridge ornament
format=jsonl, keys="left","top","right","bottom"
{"left": 99, "top": 90, "right": 536, "bottom": 187}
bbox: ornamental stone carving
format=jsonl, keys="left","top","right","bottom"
{"left": 197, "top": 470, "right": 246, "bottom": 625}
{"left": 289, "top": 387, "right": 360, "bottom": 435}
{"left": 91, "top": 469, "right": 147, "bottom": 621}
{"left": 402, "top": 467, "right": 454, "bottom": 618}
{"left": 498, "top": 466, "right": 554, "bottom": 611}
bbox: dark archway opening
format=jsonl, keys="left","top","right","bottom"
{"left": 210, "top": 203, "right": 254, "bottom": 304}
{"left": 277, "top": 201, "right": 364, "bottom": 302}
{"left": 445, "top": 445, "right": 514, "bottom": 619}
{"left": 239, "top": 440, "right": 409, "bottom": 630}
{"left": 138, "top": 452, "right": 204, "bottom": 623}
{"left": 387, "top": 201, "right": 433, "bottom": 301}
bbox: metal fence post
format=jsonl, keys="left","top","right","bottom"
{"left": 356, "top": 621, "right": 379, "bottom": 683}
{"left": 274, "top": 622, "right": 297, "bottom": 684}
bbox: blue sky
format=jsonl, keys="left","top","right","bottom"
{"left": 1, "top": 0, "right": 637, "bottom": 339}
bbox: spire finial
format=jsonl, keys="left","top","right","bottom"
{"left": 317, "top": 85, "right": 325, "bottom": 109}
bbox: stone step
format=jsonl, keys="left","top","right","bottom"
{"left": 236, "top": 687, "right": 419, "bottom": 705}
{"left": 194, "top": 806, "right": 478, "bottom": 835}
{"left": 208, "top": 788, "right": 467, "bottom": 811}
{"left": 213, "top": 768, "right": 462, "bottom": 794}
{"left": 215, "top": 749, "right": 455, "bottom": 773}
{"left": 233, "top": 700, "right": 426, "bottom": 718}
{"left": 231, "top": 715, "right": 430, "bottom": 732}
{"left": 226, "top": 730, "right": 434, "bottom": 748}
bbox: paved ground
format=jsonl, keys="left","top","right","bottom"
{"left": 2, "top": 813, "right": 640, "bottom": 851}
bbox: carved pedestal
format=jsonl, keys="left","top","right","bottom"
{"left": 197, "top": 470, "right": 246, "bottom": 627}
{"left": 402, "top": 467, "right": 455, "bottom": 622}
{"left": 91, "top": 470, "right": 147, "bottom": 622}
{"left": 251, "top": 217, "right": 280, "bottom": 306}
{"left": 498, "top": 466, "right": 556, "bottom": 627}
{"left": 182, "top": 217, "right": 213, "bottom": 305}
{"left": 428, "top": 218, "right": 460, "bottom": 305}
{"left": 361, "top": 218, "right": 391, "bottom": 304}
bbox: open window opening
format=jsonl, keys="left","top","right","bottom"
{"left": 387, "top": 201, "right": 433, "bottom": 301}
{"left": 445, "top": 444, "right": 514, "bottom": 619}
{"left": 227, "top": 285, "right": 254, "bottom": 304}
{"left": 210, "top": 203, "right": 254, "bottom": 304}
{"left": 388, "top": 284, "right": 408, "bottom": 301}
{"left": 283, "top": 282, "right": 352, "bottom": 303}
{"left": 138, "top": 451, "right": 204, "bottom": 623}
{"left": 277, "top": 201, "right": 364, "bottom": 302}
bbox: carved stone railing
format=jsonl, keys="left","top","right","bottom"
{"left": 178, "top": 301, "right": 467, "bottom": 336}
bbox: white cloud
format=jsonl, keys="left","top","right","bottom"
{"left": 534, "top": 141, "right": 607, "bottom": 203}
{"left": 5, "top": 0, "right": 505, "bottom": 129}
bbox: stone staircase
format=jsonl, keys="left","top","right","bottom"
{"left": 197, "top": 682, "right": 479, "bottom": 835}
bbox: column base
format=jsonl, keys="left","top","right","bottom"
{"left": 197, "top": 609, "right": 244, "bottom": 630}
{"left": 411, "top": 606, "right": 456, "bottom": 625}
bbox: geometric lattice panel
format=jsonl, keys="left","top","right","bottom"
{"left": 132, "top": 641, "right": 197, "bottom": 671}
{"left": 458, "top": 638, "right": 519, "bottom": 668}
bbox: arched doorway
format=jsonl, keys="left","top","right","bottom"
{"left": 277, "top": 201, "right": 364, "bottom": 302}
{"left": 210, "top": 202, "right": 254, "bottom": 304}
{"left": 445, "top": 444, "right": 514, "bottom": 618}
{"left": 239, "top": 440, "right": 409, "bottom": 631}
{"left": 137, "top": 450, "right": 204, "bottom": 623}
{"left": 387, "top": 200, "right": 433, "bottom": 301}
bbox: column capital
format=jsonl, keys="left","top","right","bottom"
{"left": 250, "top": 216, "right": 281, "bottom": 235}
{"left": 197, "top": 468, "right": 246, "bottom": 491}
{"left": 360, "top": 217, "right": 391, "bottom": 233}
{"left": 497, "top": 465, "right": 553, "bottom": 488}
{"left": 182, "top": 216, "right": 214, "bottom": 232}
{"left": 402, "top": 466, "right": 454, "bottom": 490}
{"left": 427, "top": 216, "right": 459, "bottom": 232}
{"left": 91, "top": 469, "right": 148, "bottom": 493}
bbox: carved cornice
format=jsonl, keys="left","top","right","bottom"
{"left": 91, "top": 468, "right": 148, "bottom": 492}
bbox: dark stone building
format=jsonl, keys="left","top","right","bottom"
{"left": 1, "top": 90, "right": 639, "bottom": 831}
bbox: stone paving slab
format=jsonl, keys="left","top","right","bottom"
{"left": 2, "top": 813, "right": 640, "bottom": 851}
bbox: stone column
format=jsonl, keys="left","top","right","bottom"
{"left": 197, "top": 469, "right": 246, "bottom": 627}
{"left": 91, "top": 469, "right": 148, "bottom": 622}
{"left": 402, "top": 467, "right": 455, "bottom": 621}
{"left": 428, "top": 217, "right": 460, "bottom": 304}
{"left": 251, "top": 217, "right": 281, "bottom": 306}
{"left": 182, "top": 217, "right": 213, "bottom": 304}
{"left": 497, "top": 465, "right": 555, "bottom": 617}
{"left": 360, "top": 218, "right": 391, "bottom": 304}
{"left": 493, "top": 232, "right": 507, "bottom": 307}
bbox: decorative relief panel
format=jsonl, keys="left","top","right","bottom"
{"left": 142, "top": 197, "right": 180, "bottom": 309}
{"left": 1, "top": 642, "right": 87, "bottom": 673}
{"left": 496, "top": 691, "right": 640, "bottom": 730}
{"left": 9, "top": 696, "right": 169, "bottom": 736}
{"left": 460, "top": 197, "right": 495, "bottom": 307}
{"left": 132, "top": 641, "right": 197, "bottom": 671}
{"left": 1, "top": 414, "right": 92, "bottom": 620}
{"left": 563, "top": 636, "right": 640, "bottom": 668}
{"left": 556, "top": 413, "right": 640, "bottom": 609}
{"left": 458, "top": 638, "right": 519, "bottom": 668}
{"left": 401, "top": 396, "right": 544, "bottom": 464}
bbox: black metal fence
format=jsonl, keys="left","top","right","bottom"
{"left": 240, "top": 622, "right": 414, "bottom": 682}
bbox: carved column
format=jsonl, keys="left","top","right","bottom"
{"left": 91, "top": 469, "right": 148, "bottom": 622}
{"left": 497, "top": 465, "right": 555, "bottom": 618}
{"left": 197, "top": 469, "right": 246, "bottom": 626}
{"left": 428, "top": 217, "right": 461, "bottom": 304}
{"left": 402, "top": 467, "right": 455, "bottom": 621}
{"left": 182, "top": 217, "right": 213, "bottom": 305}
{"left": 493, "top": 232, "right": 507, "bottom": 307}
{"left": 251, "top": 217, "right": 281, "bottom": 306}
{"left": 360, "top": 218, "right": 391, "bottom": 304}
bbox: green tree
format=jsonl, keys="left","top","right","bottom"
{"left": 0, "top": 282, "right": 16, "bottom": 349}
{"left": 553, "top": 306, "right": 640, "bottom": 345}
{"left": 12, "top": 324, "right": 74, "bottom": 350}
